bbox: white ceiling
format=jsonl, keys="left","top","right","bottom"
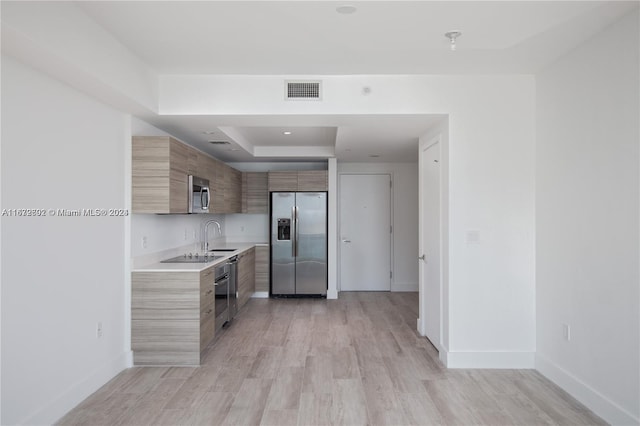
{"left": 79, "top": 1, "right": 635, "bottom": 74}
{"left": 234, "top": 127, "right": 337, "bottom": 147}
{"left": 139, "top": 114, "right": 445, "bottom": 162}
{"left": 79, "top": 1, "right": 637, "bottom": 162}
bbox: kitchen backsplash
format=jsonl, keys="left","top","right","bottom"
{"left": 224, "top": 213, "right": 269, "bottom": 242}
{"left": 131, "top": 213, "right": 226, "bottom": 258}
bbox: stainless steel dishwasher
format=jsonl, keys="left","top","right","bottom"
{"left": 227, "top": 256, "right": 238, "bottom": 320}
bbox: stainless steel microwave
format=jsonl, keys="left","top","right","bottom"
{"left": 188, "top": 175, "right": 210, "bottom": 214}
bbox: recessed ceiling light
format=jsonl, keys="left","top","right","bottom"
{"left": 202, "top": 131, "right": 216, "bottom": 135}
{"left": 283, "top": 131, "right": 292, "bottom": 135}
{"left": 209, "top": 140, "right": 231, "bottom": 145}
{"left": 336, "top": 5, "right": 357, "bottom": 14}
{"left": 228, "top": 148, "right": 240, "bottom": 151}
{"left": 369, "top": 154, "right": 380, "bottom": 158}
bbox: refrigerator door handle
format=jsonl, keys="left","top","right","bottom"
{"left": 295, "top": 206, "right": 299, "bottom": 257}
{"left": 291, "top": 205, "right": 296, "bottom": 257}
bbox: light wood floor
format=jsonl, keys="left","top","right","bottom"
{"left": 58, "top": 292, "right": 605, "bottom": 426}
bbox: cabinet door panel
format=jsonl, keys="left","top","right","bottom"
{"left": 245, "top": 172, "right": 268, "bottom": 213}
{"left": 297, "top": 171, "right": 328, "bottom": 191}
{"left": 132, "top": 272, "right": 199, "bottom": 319}
{"left": 132, "top": 320, "right": 199, "bottom": 352}
{"left": 238, "top": 248, "right": 256, "bottom": 309}
{"left": 211, "top": 159, "right": 226, "bottom": 213}
{"left": 200, "top": 309, "right": 216, "bottom": 352}
{"left": 169, "top": 173, "right": 189, "bottom": 213}
{"left": 255, "top": 246, "right": 270, "bottom": 292}
{"left": 226, "top": 167, "right": 242, "bottom": 213}
{"left": 268, "top": 171, "right": 298, "bottom": 191}
{"left": 200, "top": 269, "right": 215, "bottom": 310}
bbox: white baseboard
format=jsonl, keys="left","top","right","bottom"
{"left": 442, "top": 350, "right": 535, "bottom": 369}
{"left": 392, "top": 282, "right": 419, "bottom": 292}
{"left": 251, "top": 291, "right": 269, "bottom": 298}
{"left": 327, "top": 288, "right": 338, "bottom": 299}
{"left": 536, "top": 354, "right": 639, "bottom": 426}
{"left": 21, "top": 351, "right": 129, "bottom": 425}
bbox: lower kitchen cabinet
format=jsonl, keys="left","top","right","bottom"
{"left": 237, "top": 247, "right": 255, "bottom": 309}
{"left": 255, "top": 245, "right": 269, "bottom": 293}
{"left": 131, "top": 268, "right": 215, "bottom": 365}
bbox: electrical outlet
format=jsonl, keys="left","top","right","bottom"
{"left": 192, "top": 229, "right": 197, "bottom": 240}
{"left": 240, "top": 226, "right": 245, "bottom": 232}
{"left": 184, "top": 228, "right": 188, "bottom": 240}
{"left": 96, "top": 322, "right": 103, "bottom": 339}
{"left": 141, "top": 236, "right": 148, "bottom": 249}
{"left": 562, "top": 324, "right": 571, "bottom": 341}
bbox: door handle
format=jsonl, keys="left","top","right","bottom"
{"left": 342, "top": 239, "right": 351, "bottom": 243}
{"left": 291, "top": 206, "right": 296, "bottom": 258}
{"left": 295, "top": 206, "right": 299, "bottom": 257}
{"left": 418, "top": 254, "right": 426, "bottom": 261}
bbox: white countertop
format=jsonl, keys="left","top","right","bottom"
{"left": 132, "top": 241, "right": 267, "bottom": 273}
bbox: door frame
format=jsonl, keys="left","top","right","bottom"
{"left": 418, "top": 135, "right": 443, "bottom": 351}
{"left": 337, "top": 172, "right": 393, "bottom": 292}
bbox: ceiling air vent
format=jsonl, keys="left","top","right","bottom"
{"left": 285, "top": 80, "right": 322, "bottom": 100}
{"left": 209, "top": 140, "right": 231, "bottom": 145}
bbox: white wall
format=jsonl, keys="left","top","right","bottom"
{"left": 1, "top": 56, "right": 129, "bottom": 425}
{"left": 1, "top": 1, "right": 158, "bottom": 115}
{"left": 337, "top": 162, "right": 419, "bottom": 292}
{"left": 535, "top": 10, "right": 639, "bottom": 425}
{"left": 224, "top": 214, "right": 269, "bottom": 243}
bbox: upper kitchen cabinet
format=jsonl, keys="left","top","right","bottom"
{"left": 132, "top": 136, "right": 189, "bottom": 214}
{"left": 297, "top": 171, "right": 328, "bottom": 191}
{"left": 208, "top": 160, "right": 241, "bottom": 214}
{"left": 224, "top": 166, "right": 242, "bottom": 213}
{"left": 187, "top": 149, "right": 199, "bottom": 176}
{"left": 242, "top": 172, "right": 268, "bottom": 213}
{"left": 268, "top": 171, "right": 298, "bottom": 192}
{"left": 132, "top": 136, "right": 243, "bottom": 214}
{"left": 268, "top": 170, "right": 328, "bottom": 192}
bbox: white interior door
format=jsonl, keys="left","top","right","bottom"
{"left": 339, "top": 174, "right": 391, "bottom": 291}
{"left": 419, "top": 139, "right": 441, "bottom": 348}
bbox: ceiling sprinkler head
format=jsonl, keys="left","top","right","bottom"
{"left": 445, "top": 31, "right": 462, "bottom": 51}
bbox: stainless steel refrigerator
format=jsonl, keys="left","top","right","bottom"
{"left": 271, "top": 192, "right": 327, "bottom": 296}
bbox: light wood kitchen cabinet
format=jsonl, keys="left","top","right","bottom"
{"left": 255, "top": 245, "right": 269, "bottom": 293}
{"left": 132, "top": 136, "right": 190, "bottom": 213}
{"left": 131, "top": 268, "right": 216, "bottom": 365}
{"left": 225, "top": 166, "right": 242, "bottom": 213}
{"left": 267, "top": 170, "right": 328, "bottom": 192}
{"left": 210, "top": 157, "right": 225, "bottom": 213}
{"left": 188, "top": 149, "right": 199, "bottom": 176}
{"left": 297, "top": 170, "right": 328, "bottom": 191}
{"left": 133, "top": 136, "right": 244, "bottom": 214}
{"left": 237, "top": 248, "right": 255, "bottom": 309}
{"left": 268, "top": 171, "right": 298, "bottom": 192}
{"left": 242, "top": 172, "right": 268, "bottom": 213}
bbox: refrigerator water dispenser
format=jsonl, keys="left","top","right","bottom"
{"left": 277, "top": 218, "right": 291, "bottom": 241}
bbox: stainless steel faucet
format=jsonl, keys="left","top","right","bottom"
{"left": 202, "top": 220, "right": 222, "bottom": 251}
